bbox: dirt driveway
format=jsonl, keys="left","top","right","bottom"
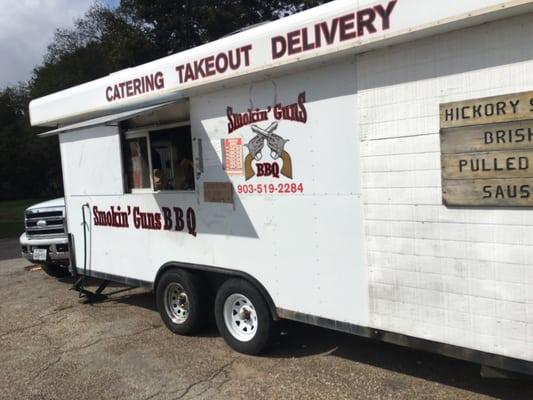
{"left": 0, "top": 242, "right": 532, "bottom": 399}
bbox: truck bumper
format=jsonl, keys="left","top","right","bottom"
{"left": 19, "top": 233, "right": 70, "bottom": 265}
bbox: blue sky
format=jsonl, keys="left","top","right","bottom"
{"left": 0, "top": 0, "right": 119, "bottom": 88}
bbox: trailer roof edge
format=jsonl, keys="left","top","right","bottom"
{"left": 29, "top": 0, "right": 533, "bottom": 127}
{"left": 39, "top": 101, "right": 177, "bottom": 137}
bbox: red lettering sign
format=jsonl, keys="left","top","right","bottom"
{"left": 106, "top": 72, "right": 165, "bottom": 102}
{"left": 272, "top": 0, "right": 397, "bottom": 59}
{"left": 93, "top": 205, "right": 197, "bottom": 237}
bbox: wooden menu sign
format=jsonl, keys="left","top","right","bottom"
{"left": 440, "top": 90, "right": 533, "bottom": 129}
{"left": 440, "top": 91, "right": 533, "bottom": 206}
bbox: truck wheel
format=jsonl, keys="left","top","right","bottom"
{"left": 41, "top": 263, "right": 70, "bottom": 278}
{"left": 156, "top": 269, "right": 207, "bottom": 335}
{"left": 214, "top": 278, "right": 273, "bottom": 355}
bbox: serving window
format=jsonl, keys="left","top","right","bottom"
{"left": 122, "top": 123, "right": 195, "bottom": 193}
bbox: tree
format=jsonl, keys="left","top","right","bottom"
{"left": 30, "top": 4, "right": 159, "bottom": 99}
{"left": 31, "top": 0, "right": 332, "bottom": 97}
{"left": 0, "top": 85, "right": 62, "bottom": 200}
{"left": 119, "top": 0, "right": 332, "bottom": 56}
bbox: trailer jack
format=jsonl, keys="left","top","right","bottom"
{"left": 72, "top": 277, "right": 110, "bottom": 303}
{"left": 71, "top": 202, "right": 110, "bottom": 303}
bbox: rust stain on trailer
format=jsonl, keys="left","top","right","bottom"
{"left": 203, "top": 182, "right": 234, "bottom": 204}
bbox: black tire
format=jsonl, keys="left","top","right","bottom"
{"left": 41, "top": 263, "right": 70, "bottom": 278}
{"left": 214, "top": 278, "right": 274, "bottom": 355}
{"left": 156, "top": 269, "right": 207, "bottom": 335}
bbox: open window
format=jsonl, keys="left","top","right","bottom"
{"left": 122, "top": 123, "right": 195, "bottom": 193}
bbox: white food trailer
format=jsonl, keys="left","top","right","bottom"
{"left": 30, "top": 0, "right": 533, "bottom": 374}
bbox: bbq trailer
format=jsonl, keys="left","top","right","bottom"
{"left": 30, "top": 0, "right": 533, "bottom": 375}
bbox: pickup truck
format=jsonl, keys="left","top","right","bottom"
{"left": 19, "top": 198, "right": 70, "bottom": 277}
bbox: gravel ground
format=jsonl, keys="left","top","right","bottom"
{"left": 0, "top": 237, "right": 20, "bottom": 262}
{"left": 0, "top": 241, "right": 532, "bottom": 400}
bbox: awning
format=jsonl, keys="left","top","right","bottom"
{"left": 39, "top": 101, "right": 177, "bottom": 137}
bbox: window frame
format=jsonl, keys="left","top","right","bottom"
{"left": 122, "top": 131, "right": 154, "bottom": 194}
{"left": 122, "top": 120, "right": 194, "bottom": 194}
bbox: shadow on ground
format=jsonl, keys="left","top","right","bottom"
{"left": 76, "top": 286, "right": 533, "bottom": 400}
{"left": 272, "top": 322, "right": 533, "bottom": 400}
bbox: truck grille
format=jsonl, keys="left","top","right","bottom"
{"left": 25, "top": 209, "right": 65, "bottom": 237}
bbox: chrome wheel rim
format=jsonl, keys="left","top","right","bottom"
{"left": 223, "top": 293, "right": 258, "bottom": 342}
{"left": 164, "top": 282, "right": 189, "bottom": 324}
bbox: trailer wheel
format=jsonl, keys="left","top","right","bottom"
{"left": 156, "top": 269, "right": 206, "bottom": 335}
{"left": 214, "top": 278, "right": 273, "bottom": 355}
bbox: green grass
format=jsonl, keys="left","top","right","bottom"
{"left": 0, "top": 199, "right": 43, "bottom": 239}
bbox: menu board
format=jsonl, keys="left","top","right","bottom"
{"left": 440, "top": 90, "right": 533, "bottom": 206}
{"left": 223, "top": 138, "right": 244, "bottom": 175}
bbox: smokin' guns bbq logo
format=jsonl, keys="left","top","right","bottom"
{"left": 92, "top": 205, "right": 197, "bottom": 237}
{"left": 227, "top": 92, "right": 307, "bottom": 181}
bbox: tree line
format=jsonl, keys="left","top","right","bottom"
{"left": 0, "top": 0, "right": 329, "bottom": 201}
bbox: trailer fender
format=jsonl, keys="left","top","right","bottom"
{"left": 154, "top": 262, "right": 279, "bottom": 321}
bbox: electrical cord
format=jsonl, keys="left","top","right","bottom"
{"left": 79, "top": 203, "right": 90, "bottom": 298}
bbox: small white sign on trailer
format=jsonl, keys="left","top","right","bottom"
{"left": 31, "top": 0, "right": 533, "bottom": 375}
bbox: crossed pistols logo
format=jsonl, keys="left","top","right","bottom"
{"left": 244, "top": 121, "right": 292, "bottom": 181}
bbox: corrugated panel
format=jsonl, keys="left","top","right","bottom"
{"left": 360, "top": 13, "right": 533, "bottom": 361}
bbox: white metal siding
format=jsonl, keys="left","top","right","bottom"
{"left": 59, "top": 126, "right": 125, "bottom": 277}
{"left": 190, "top": 60, "right": 368, "bottom": 325}
{"left": 360, "top": 14, "right": 533, "bottom": 360}
{"left": 59, "top": 60, "right": 369, "bottom": 326}
{"left": 59, "top": 126, "right": 124, "bottom": 196}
